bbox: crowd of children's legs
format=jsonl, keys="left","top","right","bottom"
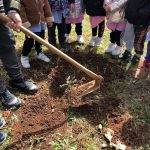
{"left": 18, "top": 0, "right": 150, "bottom": 78}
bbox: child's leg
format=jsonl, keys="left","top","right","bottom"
{"left": 94, "top": 21, "right": 105, "bottom": 46}
{"left": 131, "top": 25, "right": 148, "bottom": 65}
{"left": 36, "top": 30, "right": 50, "bottom": 62}
{"left": 66, "top": 24, "right": 72, "bottom": 35}
{"left": 134, "top": 25, "right": 148, "bottom": 56}
{"left": 98, "top": 20, "right": 105, "bottom": 38}
{"left": 57, "top": 16, "right": 66, "bottom": 48}
{"left": 111, "top": 30, "right": 122, "bottom": 55}
{"left": 124, "top": 22, "right": 134, "bottom": 52}
{"left": 110, "top": 30, "right": 116, "bottom": 44}
{"left": 75, "top": 23, "right": 82, "bottom": 35}
{"left": 105, "top": 30, "right": 116, "bottom": 52}
{"left": 21, "top": 36, "right": 34, "bottom": 68}
{"left": 92, "top": 26, "right": 98, "bottom": 37}
{"left": 35, "top": 30, "right": 45, "bottom": 55}
{"left": 48, "top": 23, "right": 57, "bottom": 46}
{"left": 114, "top": 30, "right": 123, "bottom": 47}
{"left": 89, "top": 26, "right": 97, "bottom": 46}
{"left": 75, "top": 23, "right": 84, "bottom": 44}
{"left": 22, "top": 36, "right": 34, "bottom": 56}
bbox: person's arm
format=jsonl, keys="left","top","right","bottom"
{"left": 3, "top": 0, "right": 20, "bottom": 13}
{"left": 20, "top": 2, "right": 31, "bottom": 28}
{"left": 44, "top": 0, "right": 54, "bottom": 27}
{"left": 68, "top": 0, "right": 75, "bottom": 4}
{"left": 3, "top": 0, "right": 22, "bottom": 32}
{"left": 139, "top": 3, "right": 150, "bottom": 21}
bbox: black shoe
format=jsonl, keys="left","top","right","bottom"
{"left": 0, "top": 90, "right": 21, "bottom": 109}
{"left": 119, "top": 50, "right": 132, "bottom": 62}
{"left": 0, "top": 132, "right": 7, "bottom": 144}
{"left": 131, "top": 54, "right": 141, "bottom": 65}
{"left": 9, "top": 78, "right": 38, "bottom": 94}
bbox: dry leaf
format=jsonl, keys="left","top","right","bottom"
{"left": 104, "top": 128, "right": 114, "bottom": 142}
{"left": 115, "top": 141, "right": 126, "bottom": 150}
{"left": 98, "top": 124, "right": 103, "bottom": 131}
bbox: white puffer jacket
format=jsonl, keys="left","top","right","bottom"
{"left": 105, "top": 0, "right": 128, "bottom": 23}
{"left": 66, "top": 0, "right": 85, "bottom": 18}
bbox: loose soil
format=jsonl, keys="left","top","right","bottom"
{"left": 2, "top": 50, "right": 149, "bottom": 150}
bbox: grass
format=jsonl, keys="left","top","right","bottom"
{"left": 0, "top": 15, "right": 150, "bottom": 150}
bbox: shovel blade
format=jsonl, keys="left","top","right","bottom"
{"left": 72, "top": 80, "right": 101, "bottom": 98}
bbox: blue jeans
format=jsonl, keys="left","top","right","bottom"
{"left": 145, "top": 41, "right": 150, "bottom": 61}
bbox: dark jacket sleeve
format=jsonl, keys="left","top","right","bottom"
{"left": 68, "top": 0, "right": 75, "bottom": 4}
{"left": 3, "top": 0, "right": 20, "bottom": 13}
{"left": 139, "top": 3, "right": 150, "bottom": 22}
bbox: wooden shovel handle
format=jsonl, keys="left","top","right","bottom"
{"left": 0, "top": 14, "right": 103, "bottom": 81}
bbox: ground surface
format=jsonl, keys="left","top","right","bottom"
{"left": 0, "top": 17, "right": 150, "bottom": 150}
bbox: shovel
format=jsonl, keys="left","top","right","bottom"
{"left": 0, "top": 14, "right": 104, "bottom": 98}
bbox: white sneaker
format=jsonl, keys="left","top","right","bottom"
{"left": 94, "top": 37, "right": 102, "bottom": 47}
{"left": 20, "top": 56, "right": 30, "bottom": 68}
{"left": 37, "top": 52, "right": 50, "bottom": 62}
{"left": 65, "top": 34, "right": 69, "bottom": 43}
{"left": 77, "top": 35, "right": 84, "bottom": 44}
{"left": 105, "top": 43, "right": 115, "bottom": 53}
{"left": 112, "top": 46, "right": 122, "bottom": 56}
{"left": 89, "top": 36, "right": 97, "bottom": 47}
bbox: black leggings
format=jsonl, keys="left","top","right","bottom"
{"left": 48, "top": 15, "right": 66, "bottom": 46}
{"left": 22, "top": 30, "right": 45, "bottom": 56}
{"left": 66, "top": 23, "right": 82, "bottom": 35}
{"left": 92, "top": 20, "right": 105, "bottom": 37}
{"left": 110, "top": 30, "right": 123, "bottom": 46}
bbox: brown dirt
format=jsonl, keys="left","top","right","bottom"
{"left": 2, "top": 51, "right": 149, "bottom": 150}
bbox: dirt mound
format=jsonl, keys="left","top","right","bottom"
{"left": 4, "top": 52, "right": 128, "bottom": 149}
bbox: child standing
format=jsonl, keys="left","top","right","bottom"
{"left": 48, "top": 0, "right": 75, "bottom": 50}
{"left": 83, "top": 0, "right": 106, "bottom": 47}
{"left": 124, "top": 0, "right": 150, "bottom": 65}
{"left": 65, "top": 0, "right": 85, "bottom": 44}
{"left": 104, "top": 0, "right": 128, "bottom": 56}
{"left": 20, "top": 0, "right": 54, "bottom": 69}
{"left": 134, "top": 29, "right": 150, "bottom": 78}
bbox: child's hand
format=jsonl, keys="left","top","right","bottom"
{"left": 69, "top": 3, "right": 75, "bottom": 13}
{"left": 104, "top": 4, "right": 111, "bottom": 12}
{"left": 47, "top": 22, "right": 53, "bottom": 27}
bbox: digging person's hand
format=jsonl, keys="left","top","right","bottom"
{"left": 7, "top": 12, "right": 22, "bottom": 32}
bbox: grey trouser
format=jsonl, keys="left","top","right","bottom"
{"left": 0, "top": 20, "right": 21, "bottom": 94}
{"left": 124, "top": 22, "right": 134, "bottom": 52}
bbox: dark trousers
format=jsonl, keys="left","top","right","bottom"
{"left": 0, "top": 21, "right": 21, "bottom": 94}
{"left": 48, "top": 16, "right": 66, "bottom": 46}
{"left": 110, "top": 30, "right": 123, "bottom": 46}
{"left": 134, "top": 25, "right": 148, "bottom": 55}
{"left": 66, "top": 23, "right": 82, "bottom": 35}
{"left": 92, "top": 20, "right": 105, "bottom": 37}
{"left": 22, "top": 30, "right": 45, "bottom": 56}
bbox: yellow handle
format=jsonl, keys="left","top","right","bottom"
{"left": 0, "top": 14, "right": 103, "bottom": 81}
